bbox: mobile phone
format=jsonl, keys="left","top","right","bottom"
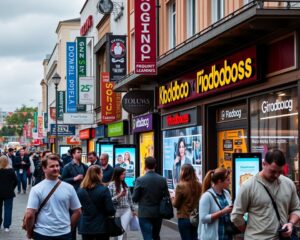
{"left": 277, "top": 227, "right": 288, "bottom": 233}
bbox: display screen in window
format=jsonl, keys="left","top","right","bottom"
{"left": 139, "top": 132, "right": 154, "bottom": 176}
{"left": 250, "top": 88, "right": 299, "bottom": 192}
{"left": 163, "top": 126, "right": 202, "bottom": 189}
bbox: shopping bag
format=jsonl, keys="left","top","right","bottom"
{"left": 129, "top": 216, "right": 140, "bottom": 231}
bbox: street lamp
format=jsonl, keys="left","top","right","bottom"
{"left": 52, "top": 73, "right": 61, "bottom": 154}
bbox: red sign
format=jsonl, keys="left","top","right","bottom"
{"left": 134, "top": 0, "right": 157, "bottom": 75}
{"left": 50, "top": 107, "right": 56, "bottom": 120}
{"left": 101, "top": 72, "right": 122, "bottom": 124}
{"left": 80, "top": 15, "right": 93, "bottom": 36}
{"left": 32, "top": 139, "right": 42, "bottom": 146}
{"left": 167, "top": 113, "right": 190, "bottom": 126}
{"left": 79, "top": 129, "right": 91, "bottom": 140}
{"left": 37, "top": 116, "right": 43, "bottom": 139}
{"left": 66, "top": 136, "right": 81, "bottom": 145}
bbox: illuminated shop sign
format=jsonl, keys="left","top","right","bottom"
{"left": 261, "top": 99, "right": 293, "bottom": 113}
{"left": 167, "top": 113, "right": 190, "bottom": 126}
{"left": 162, "top": 108, "right": 199, "bottom": 130}
{"left": 159, "top": 46, "right": 258, "bottom": 108}
{"left": 80, "top": 15, "right": 93, "bottom": 36}
{"left": 217, "top": 105, "right": 247, "bottom": 123}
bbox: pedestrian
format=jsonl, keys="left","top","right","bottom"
{"left": 171, "top": 164, "right": 201, "bottom": 240}
{"left": 62, "top": 147, "right": 88, "bottom": 191}
{"left": 109, "top": 166, "right": 136, "bottom": 240}
{"left": 24, "top": 154, "right": 81, "bottom": 240}
{"left": 88, "top": 151, "right": 100, "bottom": 166}
{"left": 33, "top": 150, "right": 52, "bottom": 186}
{"left": 100, "top": 153, "right": 114, "bottom": 185}
{"left": 0, "top": 155, "right": 17, "bottom": 232}
{"left": 132, "top": 156, "right": 169, "bottom": 240}
{"left": 5, "top": 148, "right": 16, "bottom": 169}
{"left": 13, "top": 148, "right": 30, "bottom": 194}
{"left": 62, "top": 149, "right": 72, "bottom": 167}
{"left": 231, "top": 149, "right": 300, "bottom": 239}
{"left": 28, "top": 152, "right": 35, "bottom": 186}
{"left": 77, "top": 165, "right": 116, "bottom": 240}
{"left": 198, "top": 168, "right": 233, "bottom": 240}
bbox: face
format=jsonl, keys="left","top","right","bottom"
{"left": 73, "top": 150, "right": 82, "bottom": 161}
{"left": 43, "top": 159, "right": 60, "bottom": 179}
{"left": 179, "top": 141, "right": 186, "bottom": 158}
{"left": 20, "top": 149, "right": 25, "bottom": 157}
{"left": 262, "top": 161, "right": 283, "bottom": 182}
{"left": 117, "top": 156, "right": 123, "bottom": 164}
{"left": 100, "top": 154, "right": 108, "bottom": 166}
{"left": 120, "top": 171, "right": 126, "bottom": 181}
{"left": 88, "top": 155, "right": 96, "bottom": 163}
{"left": 124, "top": 152, "right": 130, "bottom": 161}
{"left": 217, "top": 175, "right": 231, "bottom": 190}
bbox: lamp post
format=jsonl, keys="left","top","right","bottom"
{"left": 52, "top": 73, "right": 61, "bottom": 154}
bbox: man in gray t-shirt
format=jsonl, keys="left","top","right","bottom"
{"left": 24, "top": 154, "right": 81, "bottom": 240}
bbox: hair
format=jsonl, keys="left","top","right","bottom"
{"left": 265, "top": 149, "right": 286, "bottom": 167}
{"left": 80, "top": 165, "right": 102, "bottom": 189}
{"left": 202, "top": 167, "right": 230, "bottom": 194}
{"left": 41, "top": 154, "right": 60, "bottom": 168}
{"left": 0, "top": 155, "right": 10, "bottom": 169}
{"left": 179, "top": 164, "right": 201, "bottom": 201}
{"left": 100, "top": 153, "right": 109, "bottom": 161}
{"left": 88, "top": 151, "right": 97, "bottom": 157}
{"left": 145, "top": 156, "right": 156, "bottom": 170}
{"left": 124, "top": 152, "right": 130, "bottom": 162}
{"left": 176, "top": 137, "right": 186, "bottom": 156}
{"left": 70, "top": 147, "right": 82, "bottom": 156}
{"left": 42, "top": 150, "right": 52, "bottom": 158}
{"left": 111, "top": 166, "right": 127, "bottom": 193}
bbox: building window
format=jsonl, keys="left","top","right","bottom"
{"left": 243, "top": 0, "right": 252, "bottom": 4}
{"left": 168, "top": 0, "right": 176, "bottom": 49}
{"left": 187, "top": 0, "right": 196, "bottom": 38}
{"left": 212, "top": 0, "right": 224, "bottom": 23}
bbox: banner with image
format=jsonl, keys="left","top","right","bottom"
{"left": 66, "top": 42, "right": 77, "bottom": 112}
{"left": 139, "top": 132, "right": 154, "bottom": 176}
{"left": 79, "top": 77, "right": 94, "bottom": 104}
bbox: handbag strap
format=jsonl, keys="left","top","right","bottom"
{"left": 37, "top": 180, "right": 61, "bottom": 215}
{"left": 208, "top": 191, "right": 223, "bottom": 210}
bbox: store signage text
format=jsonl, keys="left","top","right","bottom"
{"left": 80, "top": 15, "right": 93, "bottom": 36}
{"left": 122, "top": 90, "right": 154, "bottom": 115}
{"left": 132, "top": 113, "right": 153, "bottom": 133}
{"left": 108, "top": 122, "right": 124, "bottom": 137}
{"left": 167, "top": 113, "right": 190, "bottom": 126}
{"left": 218, "top": 105, "right": 247, "bottom": 123}
{"left": 261, "top": 99, "right": 293, "bottom": 113}
{"left": 159, "top": 81, "right": 190, "bottom": 105}
{"left": 66, "top": 42, "right": 77, "bottom": 113}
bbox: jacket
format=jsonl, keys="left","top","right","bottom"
{"left": 77, "top": 184, "right": 116, "bottom": 234}
{"left": 61, "top": 161, "right": 88, "bottom": 191}
{"left": 132, "top": 171, "right": 169, "bottom": 218}
{"left": 13, "top": 155, "right": 30, "bottom": 170}
{"left": 0, "top": 168, "right": 18, "bottom": 199}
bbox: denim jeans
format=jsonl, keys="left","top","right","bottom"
{"left": 178, "top": 218, "right": 198, "bottom": 240}
{"left": 138, "top": 217, "right": 162, "bottom": 240}
{"left": 0, "top": 198, "right": 13, "bottom": 228}
{"left": 17, "top": 170, "right": 27, "bottom": 193}
{"left": 33, "top": 231, "right": 72, "bottom": 240}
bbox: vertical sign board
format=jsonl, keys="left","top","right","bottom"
{"left": 134, "top": 0, "right": 157, "bottom": 75}
{"left": 77, "top": 37, "right": 86, "bottom": 112}
{"left": 79, "top": 77, "right": 94, "bottom": 104}
{"left": 66, "top": 42, "right": 77, "bottom": 113}
{"left": 33, "top": 112, "right": 38, "bottom": 132}
{"left": 57, "top": 91, "right": 65, "bottom": 121}
{"left": 37, "top": 116, "right": 43, "bottom": 139}
{"left": 101, "top": 72, "right": 122, "bottom": 124}
{"left": 108, "top": 35, "right": 127, "bottom": 81}
{"left": 43, "top": 112, "right": 48, "bottom": 129}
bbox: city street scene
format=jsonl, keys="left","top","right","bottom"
{"left": 0, "top": 0, "right": 300, "bottom": 240}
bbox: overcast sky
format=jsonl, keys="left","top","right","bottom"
{"left": 0, "top": 0, "right": 84, "bottom": 112}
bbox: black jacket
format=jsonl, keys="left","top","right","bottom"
{"left": 61, "top": 161, "right": 88, "bottom": 191}
{"left": 13, "top": 155, "right": 30, "bottom": 171}
{"left": 0, "top": 168, "right": 17, "bottom": 199}
{"left": 132, "top": 171, "right": 169, "bottom": 218}
{"left": 77, "top": 184, "right": 116, "bottom": 234}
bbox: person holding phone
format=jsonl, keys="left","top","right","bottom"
{"left": 109, "top": 167, "right": 135, "bottom": 240}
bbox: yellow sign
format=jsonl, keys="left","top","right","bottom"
{"left": 159, "top": 81, "right": 190, "bottom": 105}
{"left": 139, "top": 131, "right": 154, "bottom": 176}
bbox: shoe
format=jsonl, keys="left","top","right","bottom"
{"left": 18, "top": 191, "right": 21, "bottom": 194}
{"left": 4, "top": 228, "right": 9, "bottom": 232}
{"left": 23, "top": 190, "right": 26, "bottom": 194}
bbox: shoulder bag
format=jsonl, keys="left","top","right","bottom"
{"left": 189, "top": 206, "right": 199, "bottom": 227}
{"left": 208, "top": 191, "right": 241, "bottom": 236}
{"left": 259, "top": 183, "right": 298, "bottom": 240}
{"left": 159, "top": 190, "right": 174, "bottom": 219}
{"left": 22, "top": 180, "right": 61, "bottom": 238}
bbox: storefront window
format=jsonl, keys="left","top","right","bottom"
{"left": 250, "top": 88, "right": 299, "bottom": 193}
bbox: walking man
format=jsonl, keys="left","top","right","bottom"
{"left": 231, "top": 149, "right": 300, "bottom": 239}
{"left": 24, "top": 154, "right": 81, "bottom": 240}
{"left": 100, "top": 153, "right": 114, "bottom": 185}
{"left": 132, "top": 156, "right": 169, "bottom": 240}
{"left": 13, "top": 148, "right": 30, "bottom": 194}
{"left": 87, "top": 151, "right": 100, "bottom": 166}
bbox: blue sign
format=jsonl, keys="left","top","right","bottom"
{"left": 66, "top": 42, "right": 77, "bottom": 113}
{"left": 50, "top": 124, "right": 76, "bottom": 136}
{"left": 95, "top": 125, "right": 105, "bottom": 138}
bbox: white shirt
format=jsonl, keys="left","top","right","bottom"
{"left": 27, "top": 179, "right": 81, "bottom": 236}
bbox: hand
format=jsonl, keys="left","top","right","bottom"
{"left": 118, "top": 190, "right": 126, "bottom": 198}
{"left": 222, "top": 205, "right": 233, "bottom": 215}
{"left": 280, "top": 223, "right": 293, "bottom": 237}
{"left": 132, "top": 211, "right": 137, "bottom": 216}
{"left": 74, "top": 174, "right": 83, "bottom": 181}
{"left": 21, "top": 161, "right": 26, "bottom": 164}
{"left": 174, "top": 156, "right": 180, "bottom": 165}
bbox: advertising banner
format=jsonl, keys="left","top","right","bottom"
{"left": 50, "top": 124, "right": 76, "bottom": 136}
{"left": 100, "top": 72, "right": 122, "bottom": 124}
{"left": 108, "top": 35, "right": 127, "bottom": 81}
{"left": 66, "top": 42, "right": 77, "bottom": 113}
{"left": 43, "top": 112, "right": 48, "bottom": 129}
{"left": 77, "top": 37, "right": 86, "bottom": 77}
{"left": 134, "top": 0, "right": 157, "bottom": 75}
{"left": 107, "top": 121, "right": 124, "bottom": 137}
{"left": 50, "top": 107, "right": 56, "bottom": 121}
{"left": 79, "top": 77, "right": 94, "bottom": 104}
{"left": 163, "top": 126, "right": 202, "bottom": 189}
{"left": 100, "top": 143, "right": 114, "bottom": 166}
{"left": 139, "top": 131, "right": 154, "bottom": 176}
{"left": 57, "top": 91, "right": 65, "bottom": 121}
{"left": 37, "top": 116, "right": 43, "bottom": 139}
{"left": 132, "top": 113, "right": 153, "bottom": 133}
{"left": 33, "top": 112, "right": 38, "bottom": 130}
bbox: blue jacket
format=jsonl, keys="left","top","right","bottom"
{"left": 77, "top": 184, "right": 116, "bottom": 234}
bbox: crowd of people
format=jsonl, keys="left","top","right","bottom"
{"left": 0, "top": 146, "right": 299, "bottom": 240}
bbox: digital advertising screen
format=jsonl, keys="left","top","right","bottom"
{"left": 114, "top": 145, "right": 136, "bottom": 187}
{"left": 99, "top": 143, "right": 114, "bottom": 166}
{"left": 232, "top": 153, "right": 262, "bottom": 200}
{"left": 163, "top": 126, "right": 202, "bottom": 189}
{"left": 139, "top": 132, "right": 154, "bottom": 176}
{"left": 60, "top": 146, "right": 70, "bottom": 156}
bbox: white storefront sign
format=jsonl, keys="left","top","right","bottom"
{"left": 63, "top": 113, "right": 94, "bottom": 124}
{"left": 79, "top": 77, "right": 94, "bottom": 104}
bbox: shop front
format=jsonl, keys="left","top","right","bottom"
{"left": 79, "top": 128, "right": 95, "bottom": 162}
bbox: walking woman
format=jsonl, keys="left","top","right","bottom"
{"left": 0, "top": 155, "right": 17, "bottom": 232}
{"left": 77, "top": 165, "right": 116, "bottom": 240}
{"left": 108, "top": 167, "right": 135, "bottom": 240}
{"left": 198, "top": 168, "right": 233, "bottom": 240}
{"left": 171, "top": 164, "right": 201, "bottom": 240}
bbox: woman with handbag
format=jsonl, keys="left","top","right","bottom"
{"left": 77, "top": 165, "right": 116, "bottom": 240}
{"left": 171, "top": 164, "right": 201, "bottom": 240}
{"left": 198, "top": 168, "right": 233, "bottom": 240}
{"left": 108, "top": 166, "right": 136, "bottom": 240}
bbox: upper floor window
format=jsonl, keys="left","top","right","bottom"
{"left": 187, "top": 0, "right": 196, "bottom": 38}
{"left": 168, "top": 0, "right": 176, "bottom": 49}
{"left": 212, "top": 0, "right": 224, "bottom": 23}
{"left": 243, "top": 0, "right": 252, "bottom": 4}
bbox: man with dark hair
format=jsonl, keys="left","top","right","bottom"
{"left": 62, "top": 149, "right": 72, "bottom": 167}
{"left": 87, "top": 151, "right": 100, "bottom": 166}
{"left": 99, "top": 153, "right": 113, "bottom": 185}
{"left": 132, "top": 156, "right": 169, "bottom": 240}
{"left": 6, "top": 148, "right": 16, "bottom": 169}
{"left": 13, "top": 148, "right": 30, "bottom": 194}
{"left": 231, "top": 149, "right": 300, "bottom": 239}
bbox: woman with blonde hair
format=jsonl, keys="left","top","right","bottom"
{"left": 0, "top": 155, "right": 17, "bottom": 232}
{"left": 77, "top": 165, "right": 116, "bottom": 240}
{"left": 171, "top": 164, "right": 201, "bottom": 240}
{"left": 198, "top": 168, "right": 233, "bottom": 240}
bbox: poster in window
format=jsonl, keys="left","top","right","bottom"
{"left": 139, "top": 132, "right": 154, "bottom": 176}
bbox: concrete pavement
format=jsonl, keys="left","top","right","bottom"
{"left": 0, "top": 187, "right": 181, "bottom": 240}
